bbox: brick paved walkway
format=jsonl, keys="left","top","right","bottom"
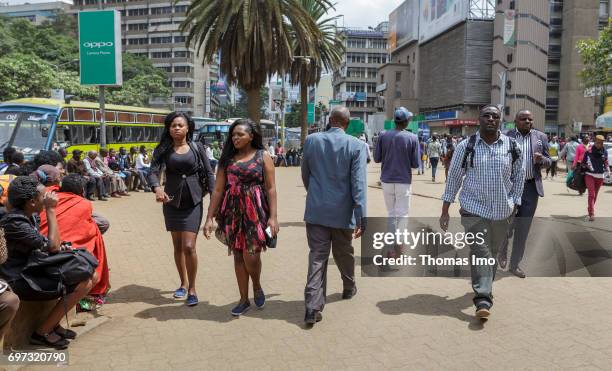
{"left": 26, "top": 165, "right": 612, "bottom": 370}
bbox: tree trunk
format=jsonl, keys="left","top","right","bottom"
{"left": 246, "top": 87, "right": 261, "bottom": 124}
{"left": 300, "top": 80, "right": 308, "bottom": 146}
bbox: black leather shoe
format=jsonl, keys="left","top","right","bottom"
{"left": 342, "top": 286, "right": 357, "bottom": 300}
{"left": 304, "top": 309, "right": 322, "bottom": 325}
{"left": 510, "top": 267, "right": 526, "bottom": 278}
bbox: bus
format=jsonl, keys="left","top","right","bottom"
{"left": 0, "top": 98, "right": 169, "bottom": 160}
{"left": 196, "top": 118, "right": 277, "bottom": 146}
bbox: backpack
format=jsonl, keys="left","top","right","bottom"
{"left": 461, "top": 134, "right": 520, "bottom": 169}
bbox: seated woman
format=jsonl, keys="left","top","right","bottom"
{"left": 0, "top": 176, "right": 97, "bottom": 349}
{"left": 39, "top": 174, "right": 110, "bottom": 301}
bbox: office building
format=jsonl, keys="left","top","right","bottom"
{"left": 0, "top": 1, "right": 71, "bottom": 25}
{"left": 332, "top": 22, "right": 389, "bottom": 122}
{"left": 72, "top": 0, "right": 213, "bottom": 116}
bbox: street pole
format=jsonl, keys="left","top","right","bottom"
{"left": 280, "top": 75, "right": 286, "bottom": 148}
{"left": 98, "top": 0, "right": 107, "bottom": 149}
{"left": 498, "top": 70, "right": 507, "bottom": 123}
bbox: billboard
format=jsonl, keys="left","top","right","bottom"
{"left": 79, "top": 10, "right": 123, "bottom": 86}
{"left": 388, "top": 0, "right": 419, "bottom": 52}
{"left": 418, "top": 0, "right": 468, "bottom": 44}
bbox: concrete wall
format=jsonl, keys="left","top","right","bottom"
{"left": 558, "top": 0, "right": 600, "bottom": 134}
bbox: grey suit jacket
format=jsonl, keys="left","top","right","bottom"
{"left": 505, "top": 128, "right": 551, "bottom": 197}
{"left": 301, "top": 127, "right": 367, "bottom": 229}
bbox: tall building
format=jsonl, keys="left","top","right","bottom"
{"left": 72, "top": 0, "right": 212, "bottom": 116}
{"left": 332, "top": 22, "right": 389, "bottom": 122}
{"left": 0, "top": 1, "right": 71, "bottom": 25}
{"left": 494, "top": 0, "right": 609, "bottom": 135}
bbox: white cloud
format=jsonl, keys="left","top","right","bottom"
{"left": 328, "top": 0, "right": 403, "bottom": 28}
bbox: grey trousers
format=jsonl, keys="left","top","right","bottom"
{"left": 0, "top": 289, "right": 19, "bottom": 341}
{"left": 304, "top": 223, "right": 355, "bottom": 311}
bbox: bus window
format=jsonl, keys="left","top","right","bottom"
{"left": 74, "top": 109, "right": 94, "bottom": 121}
{"left": 132, "top": 127, "right": 144, "bottom": 142}
{"left": 59, "top": 109, "right": 69, "bottom": 121}
{"left": 55, "top": 125, "right": 71, "bottom": 143}
{"left": 117, "top": 112, "right": 135, "bottom": 123}
{"left": 70, "top": 126, "right": 84, "bottom": 144}
{"left": 106, "top": 126, "right": 114, "bottom": 144}
{"left": 122, "top": 127, "right": 132, "bottom": 142}
{"left": 137, "top": 113, "right": 152, "bottom": 123}
{"left": 112, "top": 126, "right": 123, "bottom": 142}
{"left": 152, "top": 114, "right": 165, "bottom": 124}
{"left": 86, "top": 126, "right": 98, "bottom": 144}
{"left": 95, "top": 110, "right": 117, "bottom": 122}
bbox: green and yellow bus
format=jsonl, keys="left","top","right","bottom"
{"left": 0, "top": 98, "right": 170, "bottom": 159}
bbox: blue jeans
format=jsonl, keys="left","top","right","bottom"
{"left": 209, "top": 159, "right": 218, "bottom": 171}
{"left": 460, "top": 211, "right": 510, "bottom": 307}
{"left": 430, "top": 157, "right": 439, "bottom": 178}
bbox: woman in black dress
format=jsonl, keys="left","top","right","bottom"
{"left": 149, "top": 112, "right": 215, "bottom": 307}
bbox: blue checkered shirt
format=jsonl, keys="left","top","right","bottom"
{"left": 442, "top": 132, "right": 525, "bottom": 221}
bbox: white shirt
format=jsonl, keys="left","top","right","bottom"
{"left": 268, "top": 146, "right": 275, "bottom": 157}
{"left": 206, "top": 147, "right": 215, "bottom": 160}
{"left": 136, "top": 153, "right": 150, "bottom": 170}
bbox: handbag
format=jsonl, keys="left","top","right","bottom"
{"left": 568, "top": 165, "right": 587, "bottom": 193}
{"left": 189, "top": 142, "right": 210, "bottom": 196}
{"left": 21, "top": 248, "right": 98, "bottom": 290}
{"left": 260, "top": 150, "right": 277, "bottom": 248}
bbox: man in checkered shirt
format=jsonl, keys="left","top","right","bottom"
{"left": 439, "top": 105, "right": 525, "bottom": 320}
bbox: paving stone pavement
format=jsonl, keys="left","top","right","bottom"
{"left": 24, "top": 165, "right": 612, "bottom": 370}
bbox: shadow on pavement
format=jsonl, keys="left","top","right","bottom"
{"left": 279, "top": 221, "right": 305, "bottom": 228}
{"left": 376, "top": 292, "right": 486, "bottom": 330}
{"left": 118, "top": 285, "right": 344, "bottom": 329}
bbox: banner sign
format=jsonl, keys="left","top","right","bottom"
{"left": 79, "top": 10, "right": 123, "bottom": 86}
{"left": 419, "top": 0, "right": 468, "bottom": 44}
{"left": 423, "top": 110, "right": 457, "bottom": 121}
{"left": 503, "top": 10, "right": 516, "bottom": 46}
{"left": 389, "top": 0, "right": 419, "bottom": 51}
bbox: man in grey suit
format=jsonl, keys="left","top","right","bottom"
{"left": 499, "top": 110, "right": 551, "bottom": 278}
{"left": 301, "top": 106, "right": 367, "bottom": 326}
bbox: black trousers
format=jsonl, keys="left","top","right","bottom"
{"left": 507, "top": 180, "right": 539, "bottom": 269}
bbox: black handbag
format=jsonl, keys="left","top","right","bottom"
{"left": 21, "top": 248, "right": 99, "bottom": 290}
{"left": 189, "top": 142, "right": 210, "bottom": 196}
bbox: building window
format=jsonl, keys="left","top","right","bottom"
{"left": 175, "top": 96, "right": 193, "bottom": 105}
{"left": 150, "top": 21, "right": 172, "bottom": 26}
{"left": 133, "top": 52, "right": 149, "bottom": 58}
{"left": 174, "top": 36, "right": 186, "bottom": 43}
{"left": 370, "top": 39, "right": 387, "bottom": 49}
{"left": 347, "top": 53, "right": 366, "bottom": 63}
{"left": 128, "top": 23, "right": 148, "bottom": 31}
{"left": 173, "top": 81, "right": 193, "bottom": 88}
{"left": 128, "top": 38, "right": 148, "bottom": 45}
{"left": 174, "top": 66, "right": 192, "bottom": 73}
{"left": 151, "top": 51, "right": 172, "bottom": 59}
{"left": 151, "top": 6, "right": 173, "bottom": 15}
{"left": 347, "top": 38, "right": 366, "bottom": 48}
{"left": 151, "top": 36, "right": 173, "bottom": 44}
{"left": 174, "top": 51, "right": 191, "bottom": 58}
{"left": 380, "top": 74, "right": 384, "bottom": 83}
{"left": 395, "top": 71, "right": 401, "bottom": 82}
{"left": 175, "top": 5, "right": 188, "bottom": 13}
{"left": 158, "top": 66, "right": 172, "bottom": 73}
{"left": 127, "top": 8, "right": 148, "bottom": 16}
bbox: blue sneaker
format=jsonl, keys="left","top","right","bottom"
{"left": 186, "top": 294, "right": 199, "bottom": 307}
{"left": 173, "top": 287, "right": 187, "bottom": 299}
{"left": 254, "top": 289, "right": 265, "bottom": 309}
{"left": 231, "top": 301, "right": 251, "bottom": 316}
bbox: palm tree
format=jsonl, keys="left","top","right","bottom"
{"left": 181, "top": 0, "right": 328, "bottom": 124}
{"left": 289, "top": 0, "right": 344, "bottom": 145}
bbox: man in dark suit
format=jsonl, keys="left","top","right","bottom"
{"left": 499, "top": 110, "right": 551, "bottom": 278}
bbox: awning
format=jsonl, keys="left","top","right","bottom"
{"left": 595, "top": 111, "right": 612, "bottom": 129}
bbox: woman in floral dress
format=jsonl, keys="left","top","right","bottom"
{"left": 203, "top": 119, "right": 278, "bottom": 316}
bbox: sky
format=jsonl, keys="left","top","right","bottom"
{"left": 328, "top": 0, "right": 403, "bottom": 28}
{"left": 5, "top": 0, "right": 404, "bottom": 27}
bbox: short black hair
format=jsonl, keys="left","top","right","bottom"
{"left": 60, "top": 173, "right": 86, "bottom": 196}
{"left": 11, "top": 152, "right": 24, "bottom": 165}
{"left": 2, "top": 147, "right": 16, "bottom": 163}
{"left": 8, "top": 176, "right": 40, "bottom": 209}
{"left": 33, "top": 150, "right": 62, "bottom": 168}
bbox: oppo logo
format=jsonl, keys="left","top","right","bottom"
{"left": 83, "top": 41, "right": 114, "bottom": 48}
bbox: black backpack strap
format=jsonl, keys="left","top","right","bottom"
{"left": 461, "top": 134, "right": 478, "bottom": 168}
{"left": 509, "top": 138, "right": 520, "bottom": 165}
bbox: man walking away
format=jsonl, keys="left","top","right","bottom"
{"left": 373, "top": 107, "right": 419, "bottom": 252}
{"left": 440, "top": 105, "right": 524, "bottom": 320}
{"left": 301, "top": 106, "right": 367, "bottom": 326}
{"left": 499, "top": 110, "right": 551, "bottom": 278}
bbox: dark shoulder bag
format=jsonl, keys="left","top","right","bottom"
{"left": 189, "top": 142, "right": 210, "bottom": 196}
{"left": 259, "top": 150, "right": 277, "bottom": 248}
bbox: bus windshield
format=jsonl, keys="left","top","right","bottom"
{"left": 0, "top": 111, "right": 52, "bottom": 156}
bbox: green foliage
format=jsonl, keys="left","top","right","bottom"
{"left": 285, "top": 103, "right": 302, "bottom": 128}
{"left": 576, "top": 19, "right": 611, "bottom": 97}
{"left": 0, "top": 15, "right": 170, "bottom": 106}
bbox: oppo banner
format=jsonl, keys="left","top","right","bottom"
{"left": 78, "top": 10, "right": 123, "bottom": 86}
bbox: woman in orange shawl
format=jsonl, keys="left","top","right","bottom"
{"left": 37, "top": 170, "right": 110, "bottom": 297}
